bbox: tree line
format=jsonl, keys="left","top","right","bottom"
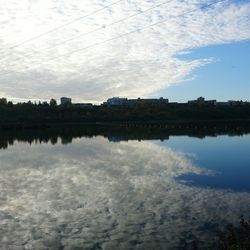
{"left": 0, "top": 97, "right": 250, "bottom": 128}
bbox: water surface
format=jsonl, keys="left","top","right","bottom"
{"left": 0, "top": 128, "right": 250, "bottom": 249}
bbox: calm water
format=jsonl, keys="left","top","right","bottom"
{"left": 0, "top": 129, "right": 250, "bottom": 249}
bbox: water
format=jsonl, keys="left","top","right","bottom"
{"left": 0, "top": 127, "right": 250, "bottom": 249}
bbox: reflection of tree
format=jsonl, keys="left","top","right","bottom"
{"left": 0, "top": 140, "right": 8, "bottom": 149}
{"left": 0, "top": 123, "right": 250, "bottom": 150}
{"left": 50, "top": 136, "right": 58, "bottom": 145}
{"left": 216, "top": 217, "right": 250, "bottom": 250}
{"left": 61, "top": 136, "right": 73, "bottom": 145}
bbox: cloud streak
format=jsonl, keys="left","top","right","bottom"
{"left": 0, "top": 0, "right": 249, "bottom": 102}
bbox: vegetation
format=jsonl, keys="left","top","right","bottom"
{"left": 190, "top": 217, "right": 250, "bottom": 250}
{"left": 0, "top": 98, "right": 250, "bottom": 128}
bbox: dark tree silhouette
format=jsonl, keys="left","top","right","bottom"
{"left": 49, "top": 98, "right": 57, "bottom": 107}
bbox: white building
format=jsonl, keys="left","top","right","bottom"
{"left": 106, "top": 97, "right": 128, "bottom": 106}
{"left": 105, "top": 97, "right": 169, "bottom": 106}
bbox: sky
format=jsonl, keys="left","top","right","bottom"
{"left": 0, "top": 0, "right": 249, "bottom": 103}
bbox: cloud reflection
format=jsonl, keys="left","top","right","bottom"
{"left": 0, "top": 138, "right": 250, "bottom": 249}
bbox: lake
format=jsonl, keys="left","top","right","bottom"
{"left": 0, "top": 126, "right": 250, "bottom": 249}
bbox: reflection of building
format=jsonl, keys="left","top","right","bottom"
{"left": 60, "top": 97, "right": 72, "bottom": 105}
{"left": 104, "top": 97, "right": 169, "bottom": 106}
{"left": 61, "top": 136, "right": 73, "bottom": 145}
{"left": 108, "top": 135, "right": 169, "bottom": 142}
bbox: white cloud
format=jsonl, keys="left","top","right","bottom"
{"left": 0, "top": 0, "right": 249, "bottom": 102}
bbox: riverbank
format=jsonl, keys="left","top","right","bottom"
{"left": 1, "top": 102, "right": 250, "bottom": 129}
{"left": 1, "top": 118, "right": 250, "bottom": 129}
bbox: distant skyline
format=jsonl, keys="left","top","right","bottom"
{"left": 0, "top": 0, "right": 249, "bottom": 103}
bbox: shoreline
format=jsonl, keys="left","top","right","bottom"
{"left": 1, "top": 118, "right": 250, "bottom": 130}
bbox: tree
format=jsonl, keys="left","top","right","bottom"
{"left": 7, "top": 101, "right": 13, "bottom": 107}
{"left": 42, "top": 101, "right": 49, "bottom": 107}
{"left": 0, "top": 97, "right": 7, "bottom": 105}
{"left": 49, "top": 98, "right": 57, "bottom": 107}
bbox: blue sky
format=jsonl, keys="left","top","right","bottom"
{"left": 159, "top": 40, "right": 250, "bottom": 102}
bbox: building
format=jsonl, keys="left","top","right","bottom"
{"left": 106, "top": 97, "right": 128, "bottom": 106}
{"left": 104, "top": 97, "right": 169, "bottom": 106}
{"left": 60, "top": 97, "right": 72, "bottom": 105}
{"left": 228, "top": 100, "right": 245, "bottom": 106}
{"left": 188, "top": 97, "right": 216, "bottom": 105}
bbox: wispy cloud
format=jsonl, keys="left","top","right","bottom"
{"left": 0, "top": 0, "right": 249, "bottom": 102}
